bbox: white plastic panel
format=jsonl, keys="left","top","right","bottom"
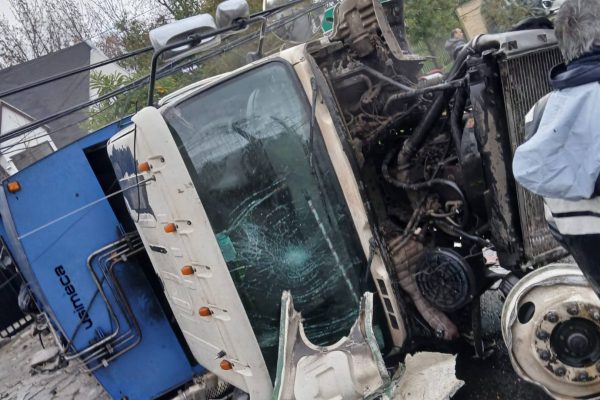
{"left": 107, "top": 108, "right": 272, "bottom": 397}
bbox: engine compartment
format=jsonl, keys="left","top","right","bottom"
{"left": 308, "top": 0, "right": 562, "bottom": 348}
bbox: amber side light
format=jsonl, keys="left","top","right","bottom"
{"left": 220, "top": 360, "right": 233, "bottom": 370}
{"left": 7, "top": 181, "right": 21, "bottom": 193}
{"left": 164, "top": 223, "right": 177, "bottom": 233}
{"left": 137, "top": 161, "right": 151, "bottom": 173}
{"left": 181, "top": 265, "right": 195, "bottom": 276}
{"left": 199, "top": 307, "right": 213, "bottom": 317}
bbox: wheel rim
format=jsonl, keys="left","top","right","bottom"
{"left": 502, "top": 264, "right": 600, "bottom": 399}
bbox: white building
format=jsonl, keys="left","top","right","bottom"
{"left": 0, "top": 101, "right": 57, "bottom": 179}
{"left": 0, "top": 42, "right": 129, "bottom": 179}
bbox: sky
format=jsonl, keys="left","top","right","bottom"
{"left": 0, "top": 0, "right": 159, "bottom": 26}
{"left": 0, "top": 0, "right": 16, "bottom": 23}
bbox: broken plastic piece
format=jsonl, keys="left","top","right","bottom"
{"left": 390, "top": 353, "right": 464, "bottom": 399}
{"left": 272, "top": 291, "right": 389, "bottom": 399}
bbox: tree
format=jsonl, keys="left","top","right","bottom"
{"left": 0, "top": 0, "right": 100, "bottom": 67}
{"left": 85, "top": 0, "right": 265, "bottom": 130}
{"left": 481, "top": 0, "right": 545, "bottom": 33}
{"left": 403, "top": 0, "right": 467, "bottom": 70}
{"left": 0, "top": 0, "right": 162, "bottom": 68}
{"left": 156, "top": 0, "right": 209, "bottom": 20}
{"left": 0, "top": 0, "right": 339, "bottom": 131}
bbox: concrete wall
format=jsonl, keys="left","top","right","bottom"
{"left": 456, "top": 0, "right": 488, "bottom": 38}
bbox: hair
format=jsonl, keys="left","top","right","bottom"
{"left": 554, "top": 0, "right": 600, "bottom": 63}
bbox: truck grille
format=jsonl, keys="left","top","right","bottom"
{"left": 498, "top": 46, "right": 565, "bottom": 263}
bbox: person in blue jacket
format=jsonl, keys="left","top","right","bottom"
{"left": 513, "top": 0, "right": 600, "bottom": 294}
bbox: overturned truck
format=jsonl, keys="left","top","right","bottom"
{"left": 5, "top": 0, "right": 599, "bottom": 398}
{"left": 106, "top": 0, "right": 600, "bottom": 398}
{"left": 109, "top": 0, "right": 594, "bottom": 396}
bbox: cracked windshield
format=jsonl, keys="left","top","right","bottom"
{"left": 163, "top": 61, "right": 366, "bottom": 370}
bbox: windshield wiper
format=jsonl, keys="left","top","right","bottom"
{"left": 309, "top": 77, "right": 318, "bottom": 167}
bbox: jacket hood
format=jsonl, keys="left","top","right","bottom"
{"left": 444, "top": 38, "right": 465, "bottom": 51}
{"left": 550, "top": 50, "right": 600, "bottom": 90}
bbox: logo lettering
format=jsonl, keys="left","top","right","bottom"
{"left": 55, "top": 266, "right": 93, "bottom": 330}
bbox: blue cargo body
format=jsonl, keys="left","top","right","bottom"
{"left": 0, "top": 120, "right": 203, "bottom": 399}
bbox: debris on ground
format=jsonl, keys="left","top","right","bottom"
{"left": 392, "top": 352, "right": 465, "bottom": 400}
{"left": 30, "top": 345, "right": 64, "bottom": 374}
{"left": 0, "top": 327, "right": 108, "bottom": 400}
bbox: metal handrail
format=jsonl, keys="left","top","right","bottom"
{"left": 81, "top": 245, "right": 145, "bottom": 371}
{"left": 64, "top": 234, "right": 142, "bottom": 360}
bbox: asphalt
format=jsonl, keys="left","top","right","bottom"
{"left": 0, "top": 290, "right": 556, "bottom": 400}
{"left": 0, "top": 327, "right": 108, "bottom": 400}
{"left": 453, "top": 289, "right": 552, "bottom": 400}
{"left": 454, "top": 340, "right": 551, "bottom": 400}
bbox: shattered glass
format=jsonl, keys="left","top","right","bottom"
{"left": 163, "top": 61, "right": 367, "bottom": 373}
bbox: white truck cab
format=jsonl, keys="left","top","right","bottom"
{"left": 107, "top": 43, "right": 404, "bottom": 398}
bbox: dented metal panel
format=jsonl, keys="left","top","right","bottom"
{"left": 273, "top": 291, "right": 389, "bottom": 400}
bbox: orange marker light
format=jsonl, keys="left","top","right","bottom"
{"left": 220, "top": 360, "right": 233, "bottom": 370}
{"left": 7, "top": 181, "right": 21, "bottom": 193}
{"left": 181, "top": 265, "right": 195, "bottom": 276}
{"left": 137, "top": 161, "right": 151, "bottom": 173}
{"left": 199, "top": 307, "right": 213, "bottom": 317}
{"left": 164, "top": 223, "right": 177, "bottom": 233}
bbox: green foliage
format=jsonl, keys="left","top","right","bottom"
{"left": 402, "top": 0, "right": 544, "bottom": 70}
{"left": 404, "top": 0, "right": 461, "bottom": 45}
{"left": 90, "top": 0, "right": 497, "bottom": 130}
{"left": 403, "top": 0, "right": 467, "bottom": 71}
{"left": 481, "top": 0, "right": 545, "bottom": 33}
{"left": 84, "top": 71, "right": 147, "bottom": 131}
{"left": 86, "top": 0, "right": 268, "bottom": 131}
{"left": 157, "top": 0, "right": 208, "bottom": 19}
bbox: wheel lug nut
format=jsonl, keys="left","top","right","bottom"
{"left": 546, "top": 312, "right": 559, "bottom": 323}
{"left": 555, "top": 367, "right": 566, "bottom": 377}
{"left": 577, "top": 371, "right": 589, "bottom": 381}
{"left": 567, "top": 304, "right": 579, "bottom": 316}
{"left": 539, "top": 350, "right": 551, "bottom": 361}
{"left": 536, "top": 330, "right": 550, "bottom": 341}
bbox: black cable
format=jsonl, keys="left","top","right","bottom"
{"left": 434, "top": 220, "right": 489, "bottom": 246}
{"left": 381, "top": 148, "right": 471, "bottom": 227}
{"left": 0, "top": 46, "right": 153, "bottom": 99}
{"left": 0, "top": 76, "right": 150, "bottom": 144}
{"left": 0, "top": 101, "right": 120, "bottom": 154}
{"left": 450, "top": 87, "right": 468, "bottom": 156}
{"left": 146, "top": 0, "right": 312, "bottom": 105}
{"left": 0, "top": 1, "right": 328, "bottom": 145}
{"left": 394, "top": 43, "right": 471, "bottom": 167}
